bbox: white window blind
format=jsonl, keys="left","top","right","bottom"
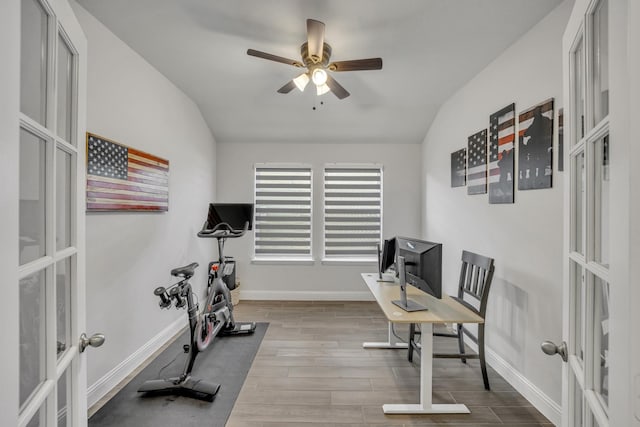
{"left": 323, "top": 166, "right": 382, "bottom": 260}
{"left": 254, "top": 166, "right": 312, "bottom": 259}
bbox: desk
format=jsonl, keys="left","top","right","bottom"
{"left": 361, "top": 273, "right": 484, "bottom": 415}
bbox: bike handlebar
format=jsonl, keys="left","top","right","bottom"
{"left": 197, "top": 221, "right": 249, "bottom": 239}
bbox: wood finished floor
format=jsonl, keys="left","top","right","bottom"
{"left": 227, "top": 300, "right": 553, "bottom": 427}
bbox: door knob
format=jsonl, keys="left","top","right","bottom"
{"left": 80, "top": 333, "right": 105, "bottom": 353}
{"left": 541, "top": 340, "right": 568, "bottom": 362}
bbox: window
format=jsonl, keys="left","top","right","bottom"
{"left": 323, "top": 165, "right": 382, "bottom": 261}
{"left": 253, "top": 165, "right": 312, "bottom": 260}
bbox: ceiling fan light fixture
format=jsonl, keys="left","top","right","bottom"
{"left": 247, "top": 19, "right": 382, "bottom": 101}
{"left": 311, "top": 68, "right": 328, "bottom": 86}
{"left": 293, "top": 73, "right": 310, "bottom": 91}
{"left": 316, "top": 83, "right": 330, "bottom": 96}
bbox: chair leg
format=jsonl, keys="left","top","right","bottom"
{"left": 478, "top": 324, "right": 490, "bottom": 390}
{"left": 457, "top": 323, "right": 466, "bottom": 364}
{"left": 408, "top": 323, "right": 415, "bottom": 362}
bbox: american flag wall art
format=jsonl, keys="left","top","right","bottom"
{"left": 489, "top": 103, "right": 515, "bottom": 204}
{"left": 86, "top": 133, "right": 169, "bottom": 212}
{"left": 451, "top": 148, "right": 467, "bottom": 187}
{"left": 467, "top": 129, "right": 488, "bottom": 195}
{"left": 518, "top": 98, "right": 554, "bottom": 190}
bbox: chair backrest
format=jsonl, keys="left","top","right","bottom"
{"left": 457, "top": 250, "right": 495, "bottom": 318}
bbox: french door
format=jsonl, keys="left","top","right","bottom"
{"left": 562, "top": 0, "right": 610, "bottom": 425}
{"left": 2, "top": 0, "right": 88, "bottom": 425}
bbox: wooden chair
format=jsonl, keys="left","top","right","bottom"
{"left": 407, "top": 250, "right": 495, "bottom": 390}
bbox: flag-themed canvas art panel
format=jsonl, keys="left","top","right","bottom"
{"left": 86, "top": 133, "right": 169, "bottom": 212}
{"left": 467, "top": 129, "right": 488, "bottom": 195}
{"left": 489, "top": 103, "right": 515, "bottom": 204}
{"left": 451, "top": 148, "right": 466, "bottom": 187}
{"left": 518, "top": 98, "right": 554, "bottom": 190}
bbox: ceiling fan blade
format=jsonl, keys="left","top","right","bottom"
{"left": 325, "top": 74, "right": 350, "bottom": 100}
{"left": 247, "top": 49, "right": 303, "bottom": 67}
{"left": 277, "top": 80, "right": 297, "bottom": 94}
{"left": 329, "top": 58, "right": 383, "bottom": 72}
{"left": 306, "top": 19, "right": 325, "bottom": 63}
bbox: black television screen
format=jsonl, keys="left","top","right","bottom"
{"left": 380, "top": 238, "right": 396, "bottom": 274}
{"left": 396, "top": 236, "right": 442, "bottom": 299}
{"left": 206, "top": 203, "right": 254, "bottom": 231}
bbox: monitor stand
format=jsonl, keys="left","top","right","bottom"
{"left": 392, "top": 298, "right": 428, "bottom": 312}
{"left": 393, "top": 255, "right": 428, "bottom": 312}
{"left": 377, "top": 272, "right": 396, "bottom": 283}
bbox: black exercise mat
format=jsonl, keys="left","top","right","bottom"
{"left": 89, "top": 322, "right": 268, "bottom": 427}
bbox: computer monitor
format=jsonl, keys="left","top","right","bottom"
{"left": 376, "top": 238, "right": 396, "bottom": 283}
{"left": 206, "top": 203, "right": 254, "bottom": 231}
{"left": 380, "top": 238, "right": 396, "bottom": 274}
{"left": 396, "top": 236, "right": 442, "bottom": 299}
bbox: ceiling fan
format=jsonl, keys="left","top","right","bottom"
{"left": 247, "top": 19, "right": 383, "bottom": 100}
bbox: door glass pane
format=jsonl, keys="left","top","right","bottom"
{"left": 572, "top": 261, "right": 585, "bottom": 362}
{"left": 594, "top": 277, "right": 610, "bottom": 408}
{"left": 573, "top": 37, "right": 585, "bottom": 142}
{"left": 20, "top": 269, "right": 46, "bottom": 407}
{"left": 20, "top": 128, "right": 47, "bottom": 265}
{"left": 572, "top": 374, "right": 583, "bottom": 426}
{"left": 20, "top": 0, "right": 49, "bottom": 125}
{"left": 57, "top": 35, "right": 74, "bottom": 143}
{"left": 26, "top": 406, "right": 43, "bottom": 427}
{"left": 56, "top": 258, "right": 71, "bottom": 358}
{"left": 56, "top": 148, "right": 72, "bottom": 250}
{"left": 588, "top": 409, "right": 603, "bottom": 427}
{"left": 593, "top": 135, "right": 609, "bottom": 267}
{"left": 57, "top": 368, "right": 71, "bottom": 426}
{"left": 592, "top": 0, "right": 609, "bottom": 123}
{"left": 572, "top": 151, "right": 585, "bottom": 254}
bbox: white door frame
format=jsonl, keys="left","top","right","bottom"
{"left": 608, "top": 0, "right": 640, "bottom": 425}
{"left": 0, "top": 0, "right": 22, "bottom": 424}
{"left": 2, "top": 0, "right": 88, "bottom": 425}
{"left": 561, "top": 0, "right": 639, "bottom": 425}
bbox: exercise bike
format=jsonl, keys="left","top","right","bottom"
{"left": 138, "top": 220, "right": 255, "bottom": 401}
{"left": 196, "top": 220, "right": 256, "bottom": 340}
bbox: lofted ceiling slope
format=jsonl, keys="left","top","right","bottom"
{"left": 76, "top": 0, "right": 563, "bottom": 144}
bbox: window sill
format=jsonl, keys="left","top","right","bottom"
{"left": 251, "top": 257, "right": 315, "bottom": 266}
{"left": 321, "top": 258, "right": 378, "bottom": 266}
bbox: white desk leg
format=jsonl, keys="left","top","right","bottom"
{"left": 383, "top": 323, "right": 470, "bottom": 414}
{"left": 363, "top": 321, "right": 408, "bottom": 349}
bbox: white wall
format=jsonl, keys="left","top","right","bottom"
{"left": 216, "top": 142, "right": 422, "bottom": 299}
{"left": 71, "top": 3, "right": 218, "bottom": 392}
{"left": 421, "top": 0, "right": 572, "bottom": 420}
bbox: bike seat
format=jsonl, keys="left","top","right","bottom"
{"left": 170, "top": 262, "right": 199, "bottom": 278}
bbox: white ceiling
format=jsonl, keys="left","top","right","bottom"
{"left": 76, "top": 0, "right": 563, "bottom": 145}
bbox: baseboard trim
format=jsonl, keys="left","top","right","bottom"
{"left": 87, "top": 316, "right": 185, "bottom": 409}
{"left": 465, "top": 338, "right": 561, "bottom": 425}
{"left": 239, "top": 290, "right": 375, "bottom": 301}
